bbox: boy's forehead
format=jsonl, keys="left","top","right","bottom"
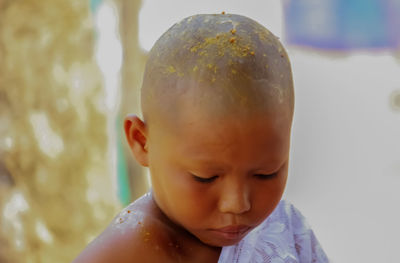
{"left": 152, "top": 107, "right": 292, "bottom": 169}
{"left": 150, "top": 93, "right": 292, "bottom": 146}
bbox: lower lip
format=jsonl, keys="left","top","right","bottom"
{"left": 209, "top": 227, "right": 251, "bottom": 240}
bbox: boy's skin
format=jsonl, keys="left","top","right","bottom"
{"left": 73, "top": 14, "right": 294, "bottom": 263}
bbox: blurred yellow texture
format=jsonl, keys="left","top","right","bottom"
{"left": 0, "top": 0, "right": 122, "bottom": 262}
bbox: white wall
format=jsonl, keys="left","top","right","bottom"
{"left": 286, "top": 50, "right": 400, "bottom": 263}
{"left": 139, "top": 1, "right": 400, "bottom": 262}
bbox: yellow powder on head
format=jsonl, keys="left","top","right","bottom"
{"left": 141, "top": 13, "right": 294, "bottom": 122}
{"left": 189, "top": 33, "right": 255, "bottom": 58}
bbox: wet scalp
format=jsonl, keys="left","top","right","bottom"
{"left": 141, "top": 13, "right": 294, "bottom": 123}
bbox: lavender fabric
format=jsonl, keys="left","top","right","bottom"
{"left": 218, "top": 200, "right": 329, "bottom": 263}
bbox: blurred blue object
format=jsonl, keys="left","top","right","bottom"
{"left": 283, "top": 0, "right": 400, "bottom": 50}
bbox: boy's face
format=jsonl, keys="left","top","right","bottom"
{"left": 146, "top": 103, "right": 292, "bottom": 247}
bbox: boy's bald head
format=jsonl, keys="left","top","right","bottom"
{"left": 141, "top": 14, "right": 294, "bottom": 126}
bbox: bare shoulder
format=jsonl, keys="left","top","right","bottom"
{"left": 72, "top": 194, "right": 175, "bottom": 263}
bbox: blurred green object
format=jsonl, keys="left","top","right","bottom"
{"left": 89, "top": 0, "right": 132, "bottom": 206}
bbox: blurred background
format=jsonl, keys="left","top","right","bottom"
{"left": 0, "top": 0, "right": 399, "bottom": 262}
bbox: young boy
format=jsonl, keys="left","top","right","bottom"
{"left": 74, "top": 14, "right": 329, "bottom": 263}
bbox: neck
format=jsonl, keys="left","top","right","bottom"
{"left": 147, "top": 190, "right": 222, "bottom": 262}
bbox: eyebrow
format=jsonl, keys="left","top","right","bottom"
{"left": 190, "top": 162, "right": 229, "bottom": 172}
{"left": 253, "top": 162, "right": 285, "bottom": 174}
{"left": 181, "top": 157, "right": 229, "bottom": 170}
{"left": 184, "top": 158, "right": 285, "bottom": 174}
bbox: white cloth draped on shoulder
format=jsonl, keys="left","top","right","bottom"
{"left": 218, "top": 200, "right": 329, "bottom": 263}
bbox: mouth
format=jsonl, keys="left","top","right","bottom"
{"left": 209, "top": 225, "right": 251, "bottom": 240}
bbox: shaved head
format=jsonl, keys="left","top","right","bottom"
{"left": 141, "top": 14, "right": 294, "bottom": 127}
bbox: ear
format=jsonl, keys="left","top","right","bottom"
{"left": 124, "top": 115, "right": 149, "bottom": 167}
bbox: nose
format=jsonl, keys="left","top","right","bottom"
{"left": 218, "top": 178, "right": 251, "bottom": 214}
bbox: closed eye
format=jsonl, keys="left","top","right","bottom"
{"left": 254, "top": 173, "right": 278, "bottom": 180}
{"left": 192, "top": 174, "right": 219, "bottom": 184}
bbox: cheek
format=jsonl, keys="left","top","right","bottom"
{"left": 170, "top": 179, "right": 216, "bottom": 220}
{"left": 250, "top": 172, "right": 288, "bottom": 222}
{"left": 151, "top": 161, "right": 216, "bottom": 224}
